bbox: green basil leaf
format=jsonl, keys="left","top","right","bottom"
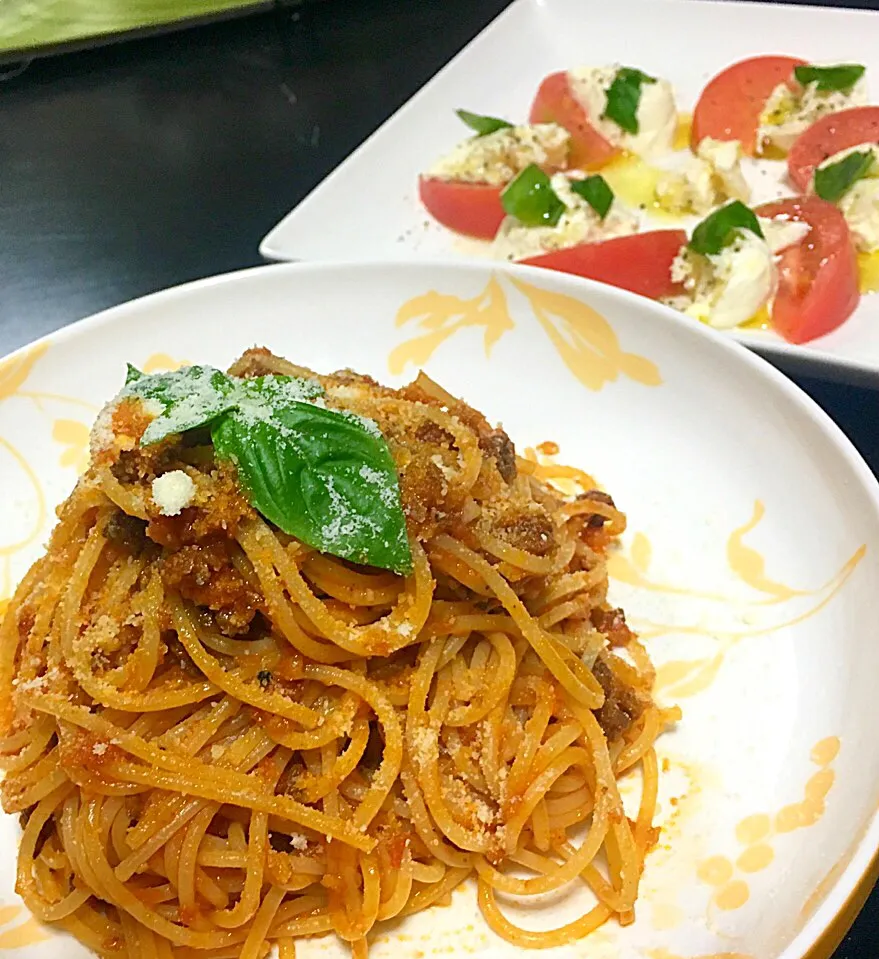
{"left": 212, "top": 402, "right": 412, "bottom": 574}
{"left": 570, "top": 175, "right": 614, "bottom": 220}
{"left": 123, "top": 366, "right": 324, "bottom": 447}
{"left": 125, "top": 363, "right": 144, "bottom": 386}
{"left": 794, "top": 63, "right": 866, "bottom": 94}
{"left": 456, "top": 108, "right": 513, "bottom": 137}
{"left": 118, "top": 363, "right": 410, "bottom": 574}
{"left": 814, "top": 150, "right": 875, "bottom": 203}
{"left": 501, "top": 164, "right": 565, "bottom": 227}
{"left": 123, "top": 365, "right": 237, "bottom": 446}
{"left": 689, "top": 201, "right": 765, "bottom": 256}
{"left": 602, "top": 67, "right": 657, "bottom": 135}
{"left": 229, "top": 374, "right": 324, "bottom": 417}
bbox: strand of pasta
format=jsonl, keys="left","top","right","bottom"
{"left": 432, "top": 536, "right": 605, "bottom": 708}
{"left": 24, "top": 692, "right": 373, "bottom": 851}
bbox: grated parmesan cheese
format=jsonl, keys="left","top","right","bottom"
{"left": 151, "top": 470, "right": 196, "bottom": 516}
{"left": 409, "top": 726, "right": 437, "bottom": 764}
{"left": 358, "top": 463, "right": 399, "bottom": 509}
{"left": 89, "top": 401, "right": 117, "bottom": 457}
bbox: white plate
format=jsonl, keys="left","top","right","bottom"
{"left": 259, "top": 0, "right": 879, "bottom": 385}
{"left": 2, "top": 260, "right": 879, "bottom": 959}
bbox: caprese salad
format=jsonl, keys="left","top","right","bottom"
{"left": 418, "top": 58, "right": 876, "bottom": 344}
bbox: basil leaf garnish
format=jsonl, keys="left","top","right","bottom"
{"left": 456, "top": 109, "right": 513, "bottom": 137}
{"left": 602, "top": 67, "right": 657, "bottom": 135}
{"left": 501, "top": 164, "right": 565, "bottom": 227}
{"left": 123, "top": 365, "right": 238, "bottom": 446}
{"left": 570, "top": 175, "right": 614, "bottom": 220}
{"left": 689, "top": 201, "right": 764, "bottom": 256}
{"left": 793, "top": 63, "right": 866, "bottom": 94}
{"left": 212, "top": 401, "right": 412, "bottom": 574}
{"left": 814, "top": 150, "right": 874, "bottom": 203}
{"left": 230, "top": 374, "right": 324, "bottom": 420}
{"left": 119, "top": 365, "right": 411, "bottom": 574}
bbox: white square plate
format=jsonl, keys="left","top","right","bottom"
{"left": 259, "top": 0, "right": 879, "bottom": 384}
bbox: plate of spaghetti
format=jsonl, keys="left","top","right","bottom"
{"left": 1, "top": 260, "right": 878, "bottom": 959}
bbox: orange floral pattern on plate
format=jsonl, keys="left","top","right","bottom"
{"left": 390, "top": 275, "right": 661, "bottom": 391}
{"left": 0, "top": 904, "right": 49, "bottom": 948}
{"left": 610, "top": 501, "right": 864, "bottom": 700}
{"left": 697, "top": 739, "right": 840, "bottom": 913}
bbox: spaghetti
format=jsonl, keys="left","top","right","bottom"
{"left": 0, "top": 349, "right": 677, "bottom": 958}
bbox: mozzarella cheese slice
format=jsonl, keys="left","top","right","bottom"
{"left": 656, "top": 137, "right": 750, "bottom": 215}
{"left": 493, "top": 173, "right": 639, "bottom": 261}
{"left": 815, "top": 143, "right": 879, "bottom": 253}
{"left": 669, "top": 229, "right": 776, "bottom": 330}
{"left": 758, "top": 216, "right": 812, "bottom": 254}
{"left": 759, "top": 69, "right": 868, "bottom": 154}
{"left": 567, "top": 65, "right": 677, "bottom": 157}
{"left": 840, "top": 180, "right": 879, "bottom": 253}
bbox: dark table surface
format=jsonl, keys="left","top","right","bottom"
{"left": 1, "top": 0, "right": 879, "bottom": 955}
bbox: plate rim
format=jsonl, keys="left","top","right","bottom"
{"left": 3, "top": 255, "right": 879, "bottom": 959}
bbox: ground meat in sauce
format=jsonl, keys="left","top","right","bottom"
{"left": 398, "top": 382, "right": 516, "bottom": 483}
{"left": 480, "top": 428, "right": 517, "bottom": 483}
{"left": 227, "top": 347, "right": 306, "bottom": 380}
{"left": 229, "top": 348, "right": 391, "bottom": 396}
{"left": 160, "top": 540, "right": 262, "bottom": 635}
{"left": 103, "top": 512, "right": 149, "bottom": 555}
{"left": 592, "top": 655, "right": 645, "bottom": 742}
{"left": 162, "top": 632, "right": 201, "bottom": 678}
{"left": 414, "top": 420, "right": 455, "bottom": 448}
{"left": 104, "top": 398, "right": 177, "bottom": 481}
{"left": 579, "top": 490, "right": 616, "bottom": 528}
{"left": 111, "top": 444, "right": 177, "bottom": 486}
{"left": 146, "top": 466, "right": 253, "bottom": 549}
{"left": 269, "top": 831, "right": 296, "bottom": 853}
{"left": 591, "top": 607, "right": 634, "bottom": 647}
{"left": 398, "top": 457, "right": 451, "bottom": 540}
{"left": 493, "top": 509, "right": 555, "bottom": 556}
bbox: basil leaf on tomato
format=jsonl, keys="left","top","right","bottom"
{"left": 456, "top": 109, "right": 513, "bottom": 137}
{"left": 689, "top": 201, "right": 764, "bottom": 256}
{"left": 570, "top": 175, "right": 614, "bottom": 220}
{"left": 814, "top": 150, "right": 875, "bottom": 203}
{"left": 794, "top": 63, "right": 866, "bottom": 94}
{"left": 501, "top": 164, "right": 565, "bottom": 227}
{"left": 602, "top": 67, "right": 657, "bottom": 135}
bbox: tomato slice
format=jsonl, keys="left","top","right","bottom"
{"left": 418, "top": 177, "right": 507, "bottom": 239}
{"left": 755, "top": 195, "right": 859, "bottom": 343}
{"left": 519, "top": 230, "right": 687, "bottom": 300}
{"left": 691, "top": 55, "right": 805, "bottom": 156}
{"left": 787, "top": 106, "right": 879, "bottom": 192}
{"left": 529, "top": 72, "right": 619, "bottom": 170}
